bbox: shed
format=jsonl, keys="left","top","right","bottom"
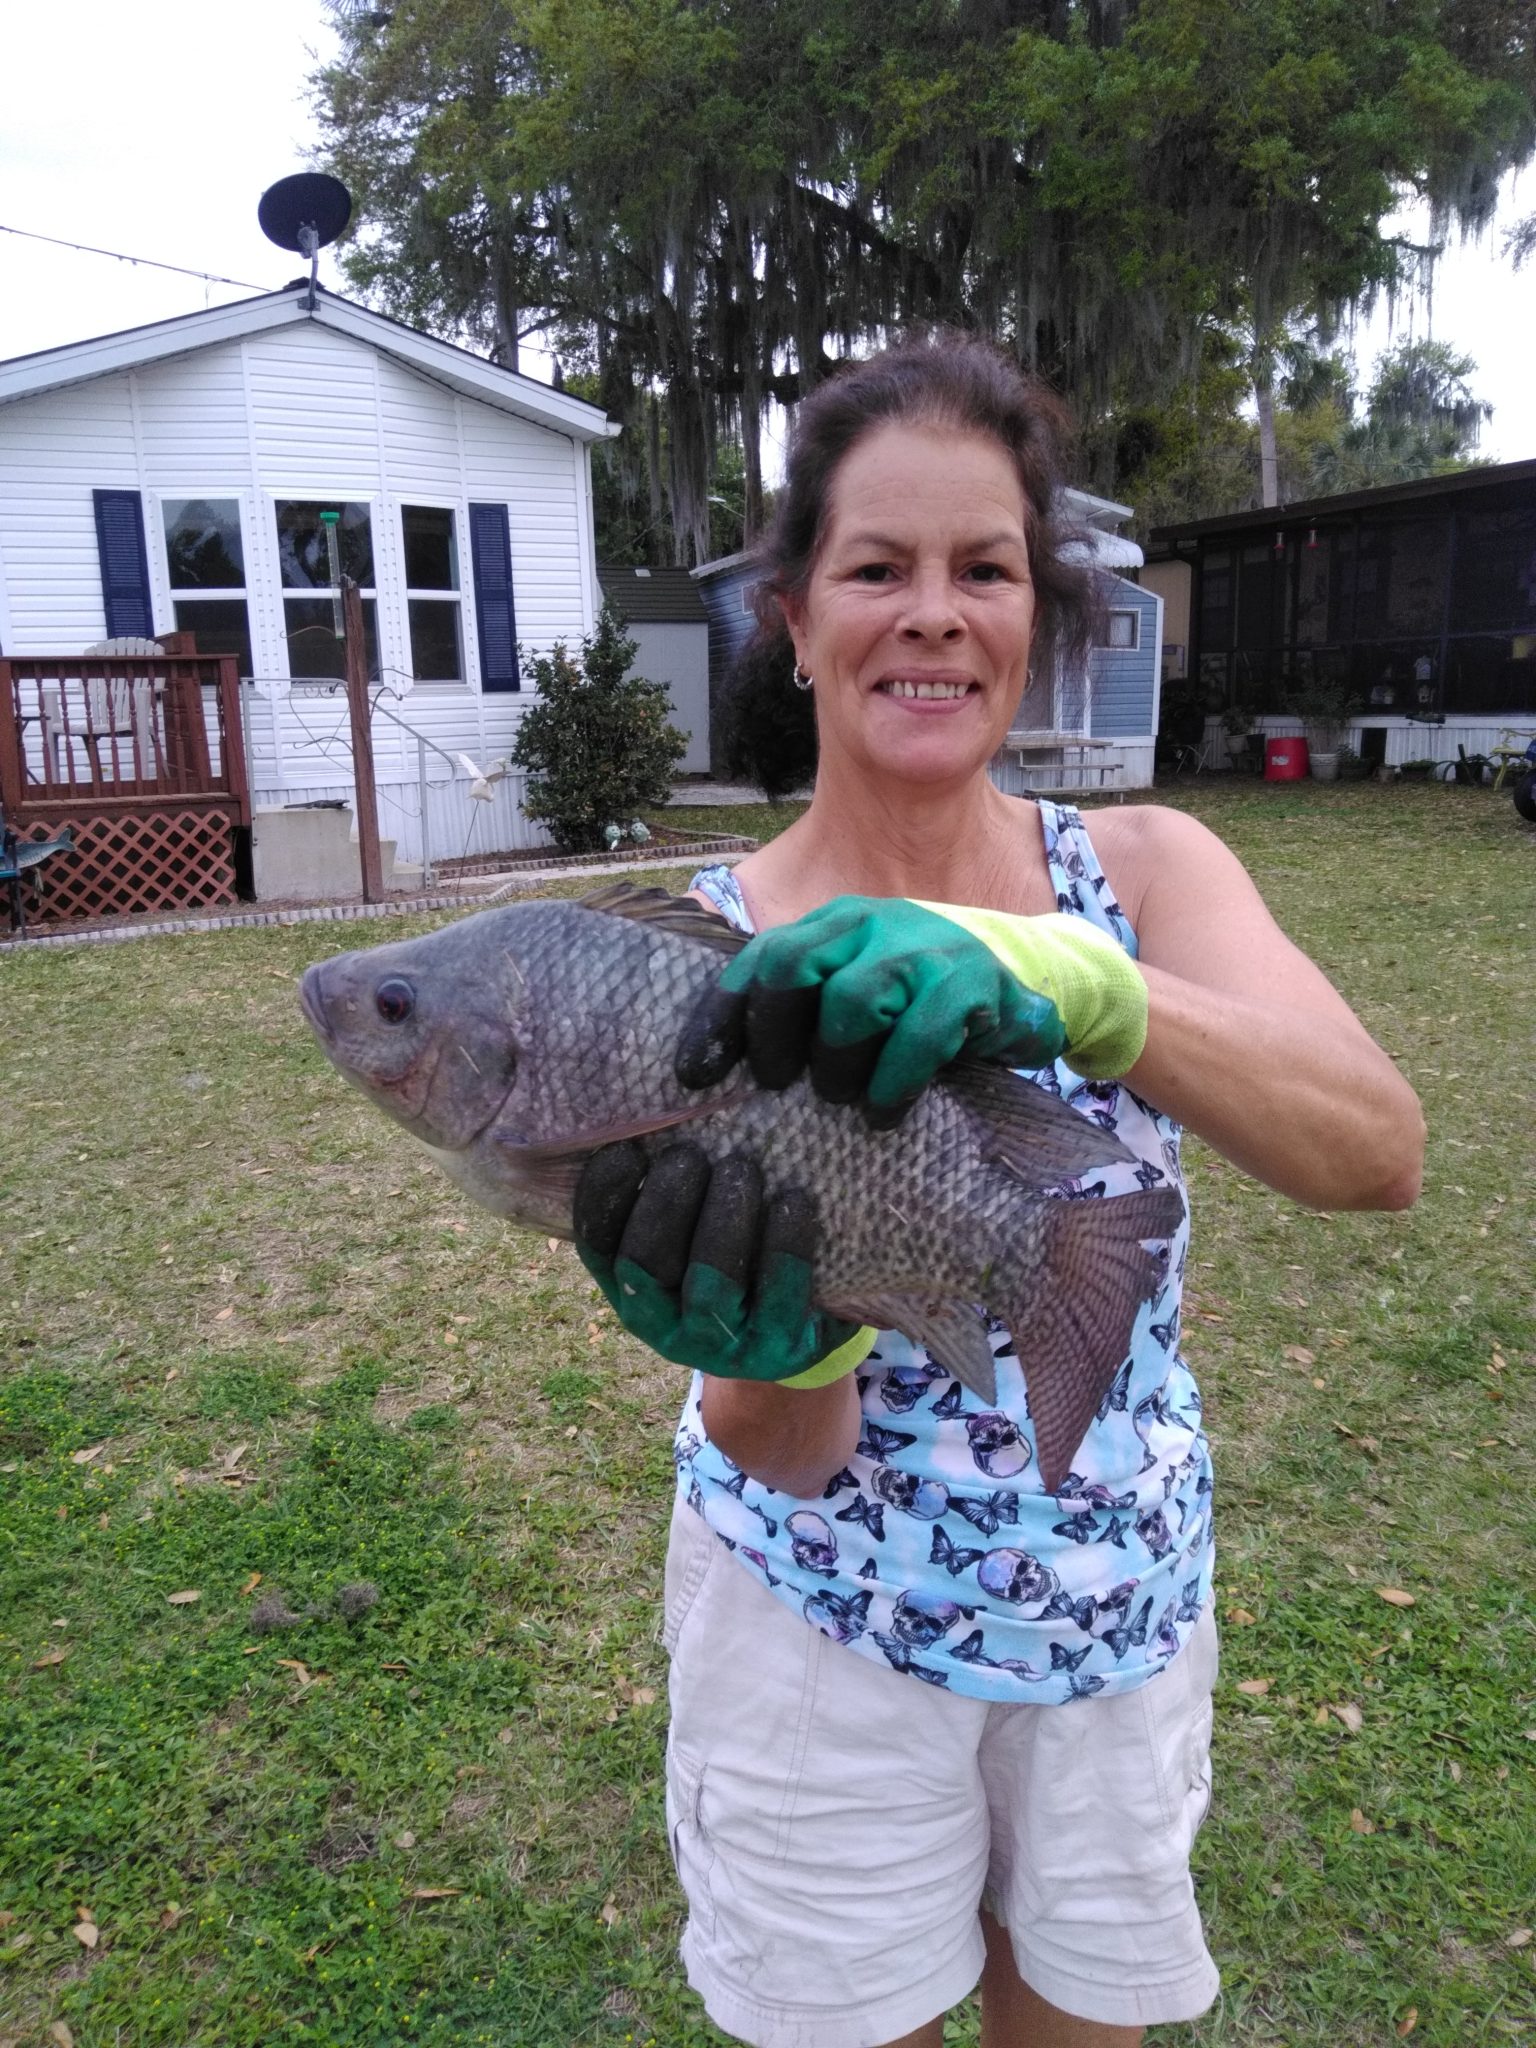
{"left": 595, "top": 566, "right": 711, "bottom": 773}
{"left": 0, "top": 281, "right": 618, "bottom": 909}
{"left": 691, "top": 487, "right": 1162, "bottom": 791}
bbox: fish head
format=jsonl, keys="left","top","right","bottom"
{"left": 299, "top": 918, "right": 529, "bottom": 1150}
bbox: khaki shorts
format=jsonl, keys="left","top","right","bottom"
{"left": 662, "top": 1503, "right": 1219, "bottom": 2048}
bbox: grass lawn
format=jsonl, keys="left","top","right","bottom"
{"left": 2, "top": 781, "right": 1533, "bottom": 2048}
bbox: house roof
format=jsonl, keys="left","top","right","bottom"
{"left": 1151, "top": 457, "right": 1536, "bottom": 545}
{"left": 0, "top": 282, "right": 620, "bottom": 444}
{"left": 1062, "top": 485, "right": 1134, "bottom": 528}
{"left": 692, "top": 549, "right": 754, "bottom": 582}
{"left": 598, "top": 566, "right": 709, "bottom": 622}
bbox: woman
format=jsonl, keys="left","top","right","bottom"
{"left": 576, "top": 338, "right": 1424, "bottom": 2048}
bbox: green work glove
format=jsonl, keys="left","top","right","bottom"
{"left": 675, "top": 896, "right": 1147, "bottom": 1127}
{"left": 573, "top": 1139, "right": 874, "bottom": 1385}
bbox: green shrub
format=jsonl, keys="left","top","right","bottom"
{"left": 510, "top": 605, "right": 687, "bottom": 852}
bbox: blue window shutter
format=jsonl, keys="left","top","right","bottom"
{"left": 92, "top": 489, "right": 155, "bottom": 640}
{"left": 468, "top": 502, "right": 519, "bottom": 691}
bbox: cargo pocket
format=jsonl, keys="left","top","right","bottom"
{"left": 665, "top": 1741, "right": 717, "bottom": 1944}
{"left": 660, "top": 1504, "right": 719, "bottom": 1655}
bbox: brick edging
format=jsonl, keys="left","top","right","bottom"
{"left": 0, "top": 842, "right": 753, "bottom": 954}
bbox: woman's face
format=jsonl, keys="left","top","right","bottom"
{"left": 785, "top": 422, "right": 1037, "bottom": 788}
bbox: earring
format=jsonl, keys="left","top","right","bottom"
{"left": 793, "top": 665, "right": 814, "bottom": 692}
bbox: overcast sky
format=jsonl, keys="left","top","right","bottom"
{"left": 2, "top": 0, "right": 1532, "bottom": 469}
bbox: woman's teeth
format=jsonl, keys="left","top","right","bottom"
{"left": 880, "top": 679, "right": 972, "bottom": 700}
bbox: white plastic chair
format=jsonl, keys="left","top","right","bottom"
{"left": 81, "top": 638, "right": 167, "bottom": 780}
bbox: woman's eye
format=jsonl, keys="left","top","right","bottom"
{"left": 966, "top": 562, "right": 1006, "bottom": 582}
{"left": 853, "top": 563, "right": 894, "bottom": 583}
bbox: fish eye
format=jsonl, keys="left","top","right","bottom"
{"left": 375, "top": 977, "right": 416, "bottom": 1025}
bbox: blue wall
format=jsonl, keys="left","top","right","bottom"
{"left": 694, "top": 558, "right": 763, "bottom": 772}
{"left": 1089, "top": 576, "right": 1160, "bottom": 740}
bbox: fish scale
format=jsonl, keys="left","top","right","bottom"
{"left": 300, "top": 886, "right": 1183, "bottom": 1487}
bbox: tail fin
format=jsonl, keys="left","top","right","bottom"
{"left": 1005, "top": 1189, "right": 1184, "bottom": 1492}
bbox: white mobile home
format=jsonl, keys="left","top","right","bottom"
{"left": 0, "top": 283, "right": 618, "bottom": 885}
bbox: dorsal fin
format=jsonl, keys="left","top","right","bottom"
{"left": 579, "top": 881, "right": 749, "bottom": 955}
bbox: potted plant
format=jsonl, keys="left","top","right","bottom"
{"left": 1220, "top": 704, "right": 1264, "bottom": 774}
{"left": 1282, "top": 682, "right": 1356, "bottom": 781}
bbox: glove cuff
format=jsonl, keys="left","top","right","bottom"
{"left": 777, "top": 1325, "right": 877, "bottom": 1389}
{"left": 916, "top": 902, "right": 1148, "bottom": 1079}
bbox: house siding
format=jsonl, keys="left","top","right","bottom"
{"left": 0, "top": 315, "right": 610, "bottom": 864}
{"left": 1090, "top": 579, "right": 1162, "bottom": 742}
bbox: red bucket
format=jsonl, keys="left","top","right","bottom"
{"left": 1264, "top": 735, "right": 1310, "bottom": 781}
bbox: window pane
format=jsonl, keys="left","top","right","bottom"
{"left": 1444, "top": 635, "right": 1536, "bottom": 717}
{"left": 164, "top": 498, "right": 244, "bottom": 588}
{"left": 1450, "top": 504, "right": 1536, "bottom": 633}
{"left": 276, "top": 501, "right": 374, "bottom": 590}
{"left": 1235, "top": 546, "right": 1280, "bottom": 651}
{"left": 1198, "top": 559, "right": 1232, "bottom": 651}
{"left": 1104, "top": 611, "right": 1137, "bottom": 649}
{"left": 284, "top": 597, "right": 379, "bottom": 681}
{"left": 173, "top": 599, "right": 253, "bottom": 678}
{"left": 402, "top": 506, "right": 458, "bottom": 591}
{"left": 408, "top": 598, "right": 463, "bottom": 681}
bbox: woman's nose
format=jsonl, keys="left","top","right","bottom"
{"left": 898, "top": 571, "right": 964, "bottom": 639}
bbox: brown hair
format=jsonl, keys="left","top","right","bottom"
{"left": 753, "top": 332, "right": 1100, "bottom": 678}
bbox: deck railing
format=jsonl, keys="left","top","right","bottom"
{"left": 0, "top": 653, "right": 251, "bottom": 825}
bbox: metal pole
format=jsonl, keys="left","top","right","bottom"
{"left": 342, "top": 578, "right": 384, "bottom": 902}
{"left": 417, "top": 734, "right": 432, "bottom": 889}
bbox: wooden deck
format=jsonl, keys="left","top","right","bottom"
{"left": 0, "top": 651, "right": 251, "bottom": 922}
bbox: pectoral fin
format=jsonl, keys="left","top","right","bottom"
{"left": 489, "top": 1091, "right": 752, "bottom": 1224}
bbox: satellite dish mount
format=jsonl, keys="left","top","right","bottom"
{"left": 258, "top": 173, "right": 353, "bottom": 311}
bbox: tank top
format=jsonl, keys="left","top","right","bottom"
{"left": 673, "top": 800, "right": 1213, "bottom": 1702}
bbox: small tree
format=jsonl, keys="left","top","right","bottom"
{"left": 511, "top": 605, "right": 687, "bottom": 853}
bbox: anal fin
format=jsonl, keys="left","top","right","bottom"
{"left": 850, "top": 1295, "right": 998, "bottom": 1404}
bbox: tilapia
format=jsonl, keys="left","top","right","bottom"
{"left": 299, "top": 883, "right": 1182, "bottom": 1489}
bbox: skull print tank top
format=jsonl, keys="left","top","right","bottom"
{"left": 673, "top": 800, "right": 1214, "bottom": 1702}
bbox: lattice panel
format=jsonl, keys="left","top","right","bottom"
{"left": 20, "top": 808, "right": 237, "bottom": 923}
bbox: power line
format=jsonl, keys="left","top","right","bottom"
{"left": 0, "top": 223, "right": 268, "bottom": 293}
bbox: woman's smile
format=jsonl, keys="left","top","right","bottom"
{"left": 874, "top": 674, "right": 980, "bottom": 706}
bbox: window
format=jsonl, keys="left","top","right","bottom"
{"left": 276, "top": 499, "right": 379, "bottom": 681}
{"left": 1103, "top": 610, "right": 1139, "bottom": 650}
{"left": 401, "top": 505, "right": 463, "bottom": 682}
{"left": 1198, "top": 549, "right": 1233, "bottom": 652}
{"left": 161, "top": 498, "right": 253, "bottom": 676}
{"left": 1450, "top": 503, "right": 1536, "bottom": 634}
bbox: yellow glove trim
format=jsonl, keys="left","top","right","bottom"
{"left": 777, "top": 1325, "right": 877, "bottom": 1389}
{"left": 913, "top": 901, "right": 1149, "bottom": 1079}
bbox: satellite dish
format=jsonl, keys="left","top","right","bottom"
{"left": 258, "top": 173, "right": 352, "bottom": 308}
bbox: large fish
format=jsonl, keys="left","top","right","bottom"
{"left": 298, "top": 884, "right": 1182, "bottom": 1489}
